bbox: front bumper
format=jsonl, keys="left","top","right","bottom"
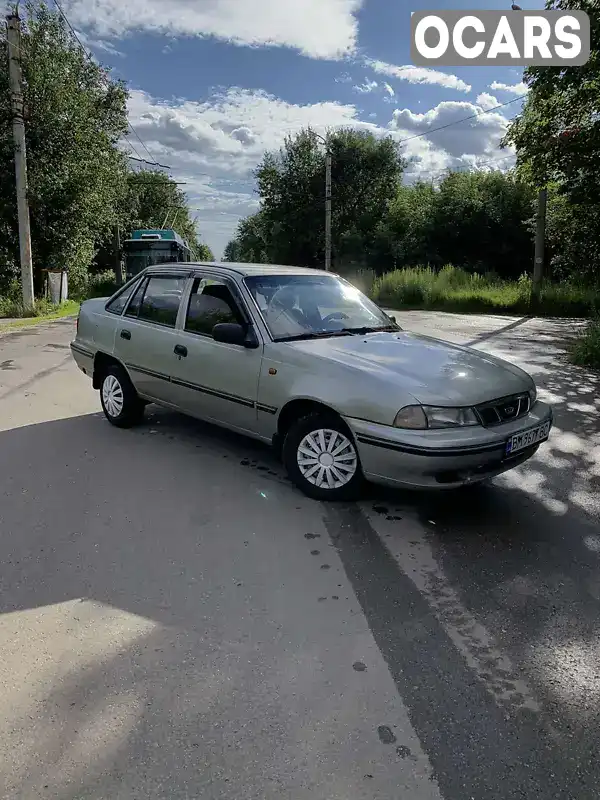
{"left": 346, "top": 401, "right": 553, "bottom": 490}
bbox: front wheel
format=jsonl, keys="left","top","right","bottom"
{"left": 282, "top": 413, "right": 363, "bottom": 501}
{"left": 100, "top": 365, "right": 145, "bottom": 428}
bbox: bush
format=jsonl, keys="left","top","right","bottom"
{"left": 571, "top": 317, "right": 600, "bottom": 369}
{"left": 86, "top": 270, "right": 118, "bottom": 299}
{"left": 342, "top": 267, "right": 376, "bottom": 296}
{"left": 370, "top": 265, "right": 598, "bottom": 317}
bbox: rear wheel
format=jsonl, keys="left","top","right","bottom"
{"left": 100, "top": 364, "right": 145, "bottom": 428}
{"left": 282, "top": 413, "right": 363, "bottom": 501}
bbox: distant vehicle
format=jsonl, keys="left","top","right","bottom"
{"left": 123, "top": 229, "right": 191, "bottom": 279}
{"left": 70, "top": 262, "right": 552, "bottom": 500}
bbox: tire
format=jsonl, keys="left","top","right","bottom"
{"left": 99, "top": 364, "right": 145, "bottom": 428}
{"left": 282, "top": 413, "right": 363, "bottom": 501}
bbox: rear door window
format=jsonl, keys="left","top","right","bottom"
{"left": 138, "top": 276, "right": 187, "bottom": 327}
{"left": 106, "top": 279, "right": 139, "bottom": 315}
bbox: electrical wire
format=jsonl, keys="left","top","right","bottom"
{"left": 395, "top": 94, "right": 526, "bottom": 145}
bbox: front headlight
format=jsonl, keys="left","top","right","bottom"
{"left": 394, "top": 404, "right": 479, "bottom": 429}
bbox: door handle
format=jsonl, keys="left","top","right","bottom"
{"left": 174, "top": 344, "right": 187, "bottom": 357}
{"left": 120, "top": 329, "right": 131, "bottom": 340}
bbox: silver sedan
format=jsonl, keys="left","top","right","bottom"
{"left": 70, "top": 262, "right": 552, "bottom": 500}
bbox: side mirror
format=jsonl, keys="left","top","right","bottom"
{"left": 212, "top": 322, "right": 259, "bottom": 349}
{"left": 389, "top": 314, "right": 397, "bottom": 323}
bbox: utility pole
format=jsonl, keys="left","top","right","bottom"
{"left": 532, "top": 187, "right": 547, "bottom": 300}
{"left": 325, "top": 150, "right": 332, "bottom": 271}
{"left": 6, "top": 13, "right": 35, "bottom": 312}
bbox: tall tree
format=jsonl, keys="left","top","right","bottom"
{"left": 94, "top": 170, "right": 214, "bottom": 272}
{"left": 428, "top": 171, "right": 535, "bottom": 277}
{"left": 503, "top": 0, "right": 599, "bottom": 205}
{"left": 502, "top": 0, "right": 600, "bottom": 280}
{"left": 0, "top": 1, "right": 129, "bottom": 294}
{"left": 225, "top": 212, "right": 269, "bottom": 263}
{"left": 254, "top": 128, "right": 405, "bottom": 269}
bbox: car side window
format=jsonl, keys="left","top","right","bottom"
{"left": 185, "top": 277, "right": 244, "bottom": 336}
{"left": 137, "top": 276, "right": 186, "bottom": 327}
{"left": 106, "top": 279, "right": 139, "bottom": 315}
{"left": 124, "top": 278, "right": 147, "bottom": 318}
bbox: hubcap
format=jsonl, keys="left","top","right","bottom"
{"left": 102, "top": 374, "right": 124, "bottom": 418}
{"left": 297, "top": 428, "right": 357, "bottom": 490}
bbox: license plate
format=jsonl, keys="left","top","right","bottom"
{"left": 505, "top": 420, "right": 551, "bottom": 457}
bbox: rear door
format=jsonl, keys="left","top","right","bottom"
{"left": 114, "top": 272, "right": 188, "bottom": 404}
{"left": 169, "top": 273, "right": 263, "bottom": 434}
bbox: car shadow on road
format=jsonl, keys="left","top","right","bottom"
{"left": 0, "top": 409, "right": 358, "bottom": 798}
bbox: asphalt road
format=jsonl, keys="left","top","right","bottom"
{"left": 0, "top": 311, "right": 599, "bottom": 799}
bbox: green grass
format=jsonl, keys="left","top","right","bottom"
{"left": 370, "top": 265, "right": 598, "bottom": 318}
{"left": 571, "top": 317, "right": 600, "bottom": 369}
{"left": 0, "top": 299, "right": 80, "bottom": 330}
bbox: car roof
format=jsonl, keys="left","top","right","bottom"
{"left": 145, "top": 262, "right": 336, "bottom": 278}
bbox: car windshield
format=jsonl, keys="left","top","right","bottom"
{"left": 244, "top": 274, "right": 399, "bottom": 341}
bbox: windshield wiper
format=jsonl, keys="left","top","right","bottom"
{"left": 339, "top": 325, "right": 400, "bottom": 335}
{"left": 276, "top": 330, "right": 354, "bottom": 342}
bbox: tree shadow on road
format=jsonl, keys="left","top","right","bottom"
{"left": 367, "top": 316, "right": 600, "bottom": 769}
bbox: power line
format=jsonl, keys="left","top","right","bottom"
{"left": 127, "top": 154, "right": 172, "bottom": 169}
{"left": 396, "top": 95, "right": 526, "bottom": 145}
{"left": 52, "top": 0, "right": 162, "bottom": 168}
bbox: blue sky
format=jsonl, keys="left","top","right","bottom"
{"left": 54, "top": 0, "right": 542, "bottom": 256}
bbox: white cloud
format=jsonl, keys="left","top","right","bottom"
{"left": 74, "top": 27, "right": 125, "bottom": 57}
{"left": 389, "top": 100, "right": 515, "bottom": 179}
{"left": 476, "top": 92, "right": 500, "bottom": 111}
{"left": 353, "top": 79, "right": 379, "bottom": 94}
{"left": 127, "top": 87, "right": 381, "bottom": 256}
{"left": 383, "top": 82, "right": 395, "bottom": 98}
{"left": 365, "top": 58, "right": 471, "bottom": 93}
{"left": 125, "top": 87, "right": 518, "bottom": 254}
{"left": 490, "top": 80, "right": 529, "bottom": 96}
{"left": 62, "top": 0, "right": 363, "bottom": 59}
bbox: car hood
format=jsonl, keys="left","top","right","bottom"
{"left": 288, "top": 330, "right": 532, "bottom": 406}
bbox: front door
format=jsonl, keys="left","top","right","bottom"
{"left": 113, "top": 273, "right": 187, "bottom": 405}
{"left": 170, "top": 274, "right": 262, "bottom": 434}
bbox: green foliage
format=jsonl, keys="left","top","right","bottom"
{"left": 93, "top": 170, "right": 213, "bottom": 273}
{"left": 369, "top": 172, "right": 536, "bottom": 277}
{"left": 225, "top": 212, "right": 269, "bottom": 263}
{"left": 571, "top": 316, "right": 600, "bottom": 369}
{"left": 503, "top": 0, "right": 600, "bottom": 281}
{"left": 0, "top": 287, "right": 78, "bottom": 319}
{"left": 504, "top": 0, "right": 600, "bottom": 202}
{"left": 249, "top": 127, "right": 405, "bottom": 267}
{"left": 227, "top": 132, "right": 538, "bottom": 278}
{"left": 196, "top": 243, "right": 215, "bottom": 261}
{"left": 0, "top": 1, "right": 129, "bottom": 294}
{"left": 85, "top": 269, "right": 118, "bottom": 299}
{"left": 0, "top": 3, "right": 210, "bottom": 300}
{"left": 371, "top": 266, "right": 597, "bottom": 317}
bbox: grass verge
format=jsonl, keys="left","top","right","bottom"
{"left": 571, "top": 317, "right": 600, "bottom": 370}
{"left": 370, "top": 266, "right": 598, "bottom": 318}
{"left": 0, "top": 299, "right": 80, "bottom": 331}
